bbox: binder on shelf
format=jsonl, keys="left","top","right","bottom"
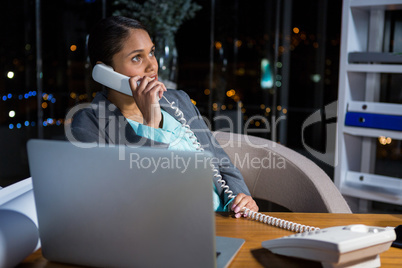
{"left": 348, "top": 52, "right": 402, "bottom": 64}
{"left": 345, "top": 112, "right": 402, "bottom": 131}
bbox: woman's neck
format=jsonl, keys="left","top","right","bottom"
{"left": 107, "top": 89, "right": 144, "bottom": 123}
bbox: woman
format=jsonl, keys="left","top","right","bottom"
{"left": 71, "top": 16, "right": 258, "bottom": 217}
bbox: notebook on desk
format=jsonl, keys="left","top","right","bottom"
{"left": 27, "top": 139, "right": 244, "bottom": 268}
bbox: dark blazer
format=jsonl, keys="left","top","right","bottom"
{"left": 68, "top": 89, "right": 251, "bottom": 205}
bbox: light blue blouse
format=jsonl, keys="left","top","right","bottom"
{"left": 126, "top": 110, "right": 230, "bottom": 211}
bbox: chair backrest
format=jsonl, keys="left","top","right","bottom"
{"left": 213, "top": 131, "right": 351, "bottom": 213}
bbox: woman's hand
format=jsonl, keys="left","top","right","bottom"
{"left": 129, "top": 76, "right": 167, "bottom": 128}
{"left": 231, "top": 193, "right": 259, "bottom": 218}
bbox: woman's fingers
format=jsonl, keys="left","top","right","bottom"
{"left": 131, "top": 76, "right": 166, "bottom": 100}
{"left": 127, "top": 76, "right": 165, "bottom": 128}
{"left": 231, "top": 193, "right": 259, "bottom": 218}
{"left": 128, "top": 76, "right": 142, "bottom": 92}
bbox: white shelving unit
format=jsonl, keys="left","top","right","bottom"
{"left": 335, "top": 0, "right": 402, "bottom": 212}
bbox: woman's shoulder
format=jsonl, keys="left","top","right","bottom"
{"left": 69, "top": 91, "right": 113, "bottom": 126}
{"left": 69, "top": 104, "right": 98, "bottom": 129}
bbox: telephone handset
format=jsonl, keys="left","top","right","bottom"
{"left": 91, "top": 63, "right": 318, "bottom": 233}
{"left": 92, "top": 63, "right": 135, "bottom": 96}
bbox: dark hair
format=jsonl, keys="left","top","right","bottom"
{"left": 88, "top": 16, "right": 149, "bottom": 67}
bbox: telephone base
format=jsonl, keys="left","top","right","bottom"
{"left": 322, "top": 254, "right": 380, "bottom": 268}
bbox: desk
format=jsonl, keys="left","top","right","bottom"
{"left": 20, "top": 212, "right": 402, "bottom": 268}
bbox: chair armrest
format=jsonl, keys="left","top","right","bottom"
{"left": 213, "top": 131, "right": 351, "bottom": 213}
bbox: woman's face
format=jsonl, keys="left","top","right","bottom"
{"left": 111, "top": 29, "right": 158, "bottom": 81}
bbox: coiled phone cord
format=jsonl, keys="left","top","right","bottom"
{"left": 162, "top": 95, "right": 318, "bottom": 232}
{"left": 243, "top": 208, "right": 318, "bottom": 232}
{"left": 163, "top": 96, "right": 236, "bottom": 200}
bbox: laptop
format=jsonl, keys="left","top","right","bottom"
{"left": 27, "top": 139, "right": 244, "bottom": 268}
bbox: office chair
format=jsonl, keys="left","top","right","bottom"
{"left": 213, "top": 131, "right": 351, "bottom": 213}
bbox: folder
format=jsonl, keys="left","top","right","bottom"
{"left": 345, "top": 112, "right": 402, "bottom": 131}
{"left": 348, "top": 52, "right": 402, "bottom": 64}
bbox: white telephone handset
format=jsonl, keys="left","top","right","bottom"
{"left": 91, "top": 63, "right": 318, "bottom": 232}
{"left": 92, "top": 63, "right": 134, "bottom": 96}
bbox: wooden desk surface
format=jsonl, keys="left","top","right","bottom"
{"left": 20, "top": 212, "right": 402, "bottom": 268}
